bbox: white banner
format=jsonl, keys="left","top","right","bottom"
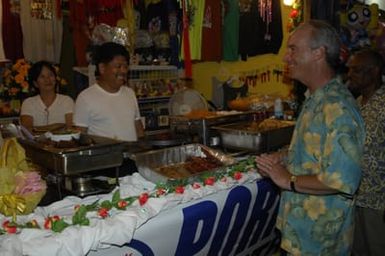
{"left": 88, "top": 179, "right": 280, "bottom": 256}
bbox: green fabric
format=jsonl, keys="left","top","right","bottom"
{"left": 222, "top": 0, "right": 239, "bottom": 61}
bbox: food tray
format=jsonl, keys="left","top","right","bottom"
{"left": 169, "top": 111, "right": 253, "bottom": 145}
{"left": 132, "top": 144, "right": 235, "bottom": 183}
{"left": 19, "top": 134, "right": 128, "bottom": 175}
{"left": 212, "top": 120, "right": 295, "bottom": 152}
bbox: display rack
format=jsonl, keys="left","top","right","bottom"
{"left": 127, "top": 65, "right": 179, "bottom": 132}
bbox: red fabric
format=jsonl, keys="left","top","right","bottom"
{"left": 69, "top": 0, "right": 90, "bottom": 66}
{"left": 201, "top": 0, "right": 222, "bottom": 61}
{"left": 86, "top": 0, "right": 124, "bottom": 27}
{"left": 2, "top": 0, "right": 24, "bottom": 61}
{"left": 56, "top": 0, "right": 62, "bottom": 19}
{"left": 182, "top": 0, "right": 192, "bottom": 79}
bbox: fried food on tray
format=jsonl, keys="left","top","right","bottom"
{"left": 184, "top": 109, "right": 217, "bottom": 119}
{"left": 156, "top": 155, "right": 223, "bottom": 179}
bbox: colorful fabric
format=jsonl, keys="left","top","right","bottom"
{"left": 277, "top": 79, "right": 365, "bottom": 255}
{"left": 356, "top": 85, "right": 385, "bottom": 211}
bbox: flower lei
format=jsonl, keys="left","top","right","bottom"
{"left": 0, "top": 157, "right": 258, "bottom": 234}
{"left": 287, "top": 0, "right": 303, "bottom": 32}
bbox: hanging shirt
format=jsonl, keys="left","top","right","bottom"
{"left": 201, "top": 0, "right": 222, "bottom": 61}
{"left": 188, "top": 0, "right": 205, "bottom": 60}
{"left": 2, "top": 0, "right": 24, "bottom": 61}
{"left": 69, "top": 0, "right": 89, "bottom": 66}
{"left": 222, "top": 0, "right": 239, "bottom": 61}
{"left": 253, "top": 0, "right": 283, "bottom": 55}
{"left": 239, "top": 0, "right": 259, "bottom": 61}
{"left": 278, "top": 79, "right": 365, "bottom": 255}
{"left": 20, "top": 0, "right": 63, "bottom": 63}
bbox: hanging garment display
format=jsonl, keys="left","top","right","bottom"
{"left": 2, "top": 0, "right": 24, "bottom": 61}
{"left": 181, "top": 0, "right": 192, "bottom": 78}
{"left": 20, "top": 0, "right": 62, "bottom": 63}
{"left": 85, "top": 0, "right": 124, "bottom": 27}
{"left": 69, "top": 0, "right": 90, "bottom": 66}
{"left": 222, "top": 0, "right": 240, "bottom": 61}
{"left": 238, "top": 0, "right": 259, "bottom": 61}
{"left": 201, "top": 0, "right": 222, "bottom": 61}
{"left": 254, "top": 0, "right": 282, "bottom": 55}
{"left": 30, "top": 0, "right": 53, "bottom": 20}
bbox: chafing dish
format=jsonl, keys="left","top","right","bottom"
{"left": 132, "top": 143, "right": 235, "bottom": 183}
{"left": 169, "top": 111, "right": 254, "bottom": 145}
{"left": 212, "top": 120, "right": 295, "bottom": 152}
{"left": 19, "top": 134, "right": 128, "bottom": 175}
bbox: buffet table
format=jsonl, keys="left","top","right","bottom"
{"left": 88, "top": 178, "right": 280, "bottom": 256}
{"left": 0, "top": 171, "right": 280, "bottom": 256}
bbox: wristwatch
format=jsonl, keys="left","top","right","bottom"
{"left": 290, "top": 175, "right": 297, "bottom": 192}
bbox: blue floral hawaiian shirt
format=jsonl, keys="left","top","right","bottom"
{"left": 277, "top": 79, "right": 365, "bottom": 255}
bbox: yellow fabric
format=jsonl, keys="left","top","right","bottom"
{"left": 0, "top": 137, "right": 29, "bottom": 172}
{"left": 117, "top": 0, "right": 136, "bottom": 54}
{"left": 0, "top": 138, "right": 46, "bottom": 218}
{"left": 0, "top": 194, "right": 26, "bottom": 221}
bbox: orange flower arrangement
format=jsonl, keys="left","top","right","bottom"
{"left": 0, "top": 59, "right": 68, "bottom": 116}
{"left": 1, "top": 59, "right": 31, "bottom": 98}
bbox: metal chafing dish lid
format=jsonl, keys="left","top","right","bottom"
{"left": 18, "top": 134, "right": 128, "bottom": 175}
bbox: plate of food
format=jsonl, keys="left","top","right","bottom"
{"left": 45, "top": 129, "right": 81, "bottom": 142}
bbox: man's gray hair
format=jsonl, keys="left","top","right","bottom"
{"left": 303, "top": 20, "right": 342, "bottom": 70}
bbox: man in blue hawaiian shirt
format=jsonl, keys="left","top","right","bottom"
{"left": 347, "top": 48, "right": 385, "bottom": 256}
{"left": 256, "top": 20, "right": 365, "bottom": 255}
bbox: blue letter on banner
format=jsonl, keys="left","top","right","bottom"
{"left": 175, "top": 201, "right": 217, "bottom": 256}
{"left": 208, "top": 186, "right": 252, "bottom": 255}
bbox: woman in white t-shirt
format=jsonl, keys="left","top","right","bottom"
{"left": 20, "top": 61, "right": 74, "bottom": 132}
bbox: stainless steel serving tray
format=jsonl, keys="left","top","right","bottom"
{"left": 19, "top": 134, "right": 128, "bottom": 175}
{"left": 132, "top": 143, "right": 235, "bottom": 183}
{"left": 212, "top": 120, "right": 295, "bottom": 152}
{"left": 169, "top": 111, "right": 253, "bottom": 132}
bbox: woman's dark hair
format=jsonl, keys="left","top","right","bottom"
{"left": 28, "top": 60, "right": 58, "bottom": 94}
{"left": 93, "top": 42, "right": 130, "bottom": 77}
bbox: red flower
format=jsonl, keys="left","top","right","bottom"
{"left": 290, "top": 9, "right": 299, "bottom": 19}
{"left": 192, "top": 182, "right": 201, "bottom": 189}
{"left": 175, "top": 186, "right": 185, "bottom": 194}
{"left": 156, "top": 188, "right": 166, "bottom": 196}
{"left": 138, "top": 193, "right": 149, "bottom": 206}
{"left": 2, "top": 220, "right": 17, "bottom": 234}
{"left": 52, "top": 215, "right": 60, "bottom": 222}
{"left": 98, "top": 208, "right": 109, "bottom": 218}
{"left": 117, "top": 200, "right": 128, "bottom": 209}
{"left": 204, "top": 177, "right": 215, "bottom": 186}
{"left": 30, "top": 219, "right": 38, "bottom": 227}
{"left": 44, "top": 218, "right": 53, "bottom": 229}
{"left": 44, "top": 216, "right": 61, "bottom": 229}
{"left": 233, "top": 171, "right": 243, "bottom": 180}
{"left": 74, "top": 204, "right": 81, "bottom": 211}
